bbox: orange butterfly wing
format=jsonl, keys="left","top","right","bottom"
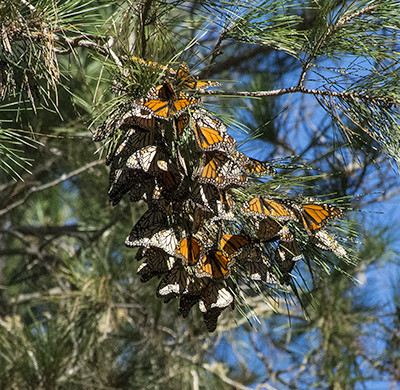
{"left": 176, "top": 63, "right": 219, "bottom": 91}
{"left": 191, "top": 112, "right": 237, "bottom": 153}
{"left": 176, "top": 237, "right": 203, "bottom": 266}
{"left": 220, "top": 234, "right": 252, "bottom": 256}
{"left": 194, "top": 152, "right": 248, "bottom": 189}
{"left": 196, "top": 250, "right": 233, "bottom": 279}
{"left": 301, "top": 204, "right": 343, "bottom": 234}
{"left": 243, "top": 197, "right": 296, "bottom": 221}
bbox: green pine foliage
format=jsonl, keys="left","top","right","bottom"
{"left": 1, "top": 0, "right": 400, "bottom": 389}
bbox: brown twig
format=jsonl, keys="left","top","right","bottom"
{"left": 198, "top": 85, "right": 397, "bottom": 105}
{"left": 49, "top": 33, "right": 109, "bottom": 56}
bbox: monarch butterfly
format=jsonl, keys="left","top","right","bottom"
{"left": 210, "top": 192, "right": 236, "bottom": 222}
{"left": 137, "top": 248, "right": 176, "bottom": 283}
{"left": 242, "top": 197, "right": 297, "bottom": 221}
{"left": 122, "top": 107, "right": 159, "bottom": 131}
{"left": 190, "top": 182, "right": 220, "bottom": 212}
{"left": 125, "top": 207, "right": 168, "bottom": 247}
{"left": 298, "top": 203, "right": 343, "bottom": 234}
{"left": 194, "top": 152, "right": 248, "bottom": 189}
{"left": 108, "top": 128, "right": 156, "bottom": 169}
{"left": 311, "top": 230, "right": 347, "bottom": 257}
{"left": 179, "top": 294, "right": 201, "bottom": 318}
{"left": 158, "top": 164, "right": 184, "bottom": 197}
{"left": 105, "top": 128, "right": 134, "bottom": 166}
{"left": 155, "top": 79, "right": 176, "bottom": 100}
{"left": 108, "top": 168, "right": 154, "bottom": 206}
{"left": 172, "top": 113, "right": 190, "bottom": 137}
{"left": 126, "top": 145, "right": 172, "bottom": 176}
{"left": 255, "top": 218, "right": 286, "bottom": 241}
{"left": 247, "top": 260, "right": 276, "bottom": 284}
{"left": 178, "top": 276, "right": 209, "bottom": 317}
{"left": 220, "top": 234, "right": 253, "bottom": 257}
{"left": 176, "top": 236, "right": 203, "bottom": 266}
{"left": 127, "top": 227, "right": 179, "bottom": 258}
{"left": 196, "top": 249, "right": 234, "bottom": 279}
{"left": 233, "top": 151, "right": 276, "bottom": 176}
{"left": 191, "top": 111, "right": 237, "bottom": 153}
{"left": 275, "top": 228, "right": 302, "bottom": 262}
{"left": 157, "top": 263, "right": 202, "bottom": 301}
{"left": 274, "top": 227, "right": 301, "bottom": 284}
{"left": 137, "top": 80, "right": 198, "bottom": 119}
{"left": 175, "top": 62, "right": 219, "bottom": 91}
{"left": 131, "top": 56, "right": 176, "bottom": 76}
{"left": 93, "top": 104, "right": 126, "bottom": 141}
{"left": 199, "top": 283, "right": 233, "bottom": 332}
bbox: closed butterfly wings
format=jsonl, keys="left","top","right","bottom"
{"left": 175, "top": 63, "right": 220, "bottom": 92}
{"left": 233, "top": 152, "right": 276, "bottom": 177}
{"left": 137, "top": 248, "right": 176, "bottom": 283}
{"left": 274, "top": 226, "right": 302, "bottom": 284}
{"left": 194, "top": 152, "right": 249, "bottom": 189}
{"left": 157, "top": 262, "right": 199, "bottom": 301}
{"left": 176, "top": 236, "right": 203, "bottom": 266}
{"left": 131, "top": 56, "right": 176, "bottom": 76}
{"left": 219, "top": 234, "right": 253, "bottom": 257}
{"left": 310, "top": 230, "right": 347, "bottom": 257}
{"left": 242, "top": 197, "right": 297, "bottom": 221}
{"left": 191, "top": 111, "right": 237, "bottom": 153}
{"left": 196, "top": 234, "right": 252, "bottom": 279}
{"left": 108, "top": 144, "right": 168, "bottom": 205}
{"left": 198, "top": 282, "right": 233, "bottom": 332}
{"left": 125, "top": 208, "right": 178, "bottom": 255}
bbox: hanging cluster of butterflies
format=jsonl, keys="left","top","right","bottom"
{"left": 93, "top": 60, "right": 347, "bottom": 332}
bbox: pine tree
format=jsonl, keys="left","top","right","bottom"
{"left": 1, "top": 0, "right": 400, "bottom": 388}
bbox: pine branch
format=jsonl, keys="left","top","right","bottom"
{"left": 49, "top": 33, "right": 109, "bottom": 56}
{"left": 0, "top": 159, "right": 104, "bottom": 217}
{"left": 199, "top": 85, "right": 398, "bottom": 105}
{"left": 298, "top": 3, "right": 377, "bottom": 86}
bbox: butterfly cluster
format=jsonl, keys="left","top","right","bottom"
{"left": 94, "top": 60, "right": 346, "bottom": 332}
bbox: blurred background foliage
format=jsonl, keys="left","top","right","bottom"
{"left": 1, "top": 0, "right": 400, "bottom": 389}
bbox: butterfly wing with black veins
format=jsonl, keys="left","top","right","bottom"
{"left": 196, "top": 249, "right": 234, "bottom": 279}
{"left": 108, "top": 127, "right": 156, "bottom": 169}
{"left": 255, "top": 218, "right": 286, "bottom": 241}
{"left": 235, "top": 243, "right": 277, "bottom": 283}
{"left": 299, "top": 203, "right": 344, "bottom": 235}
{"left": 242, "top": 197, "right": 298, "bottom": 221}
{"left": 137, "top": 248, "right": 176, "bottom": 283}
{"left": 175, "top": 63, "right": 220, "bottom": 92}
{"left": 220, "top": 234, "right": 253, "bottom": 257}
{"left": 136, "top": 80, "right": 198, "bottom": 119}
{"left": 157, "top": 262, "right": 198, "bottom": 302}
{"left": 93, "top": 104, "right": 127, "bottom": 141}
{"left": 108, "top": 169, "right": 154, "bottom": 206}
{"left": 125, "top": 207, "right": 169, "bottom": 247}
{"left": 310, "top": 230, "right": 347, "bottom": 257}
{"left": 193, "top": 152, "right": 248, "bottom": 189}
{"left": 190, "top": 182, "right": 220, "bottom": 212}
{"left": 199, "top": 282, "right": 234, "bottom": 332}
{"left": 191, "top": 111, "right": 237, "bottom": 153}
{"left": 108, "top": 144, "right": 168, "bottom": 205}
{"left": 275, "top": 227, "right": 302, "bottom": 284}
{"left": 233, "top": 151, "right": 276, "bottom": 177}
{"left": 176, "top": 236, "right": 203, "bottom": 266}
